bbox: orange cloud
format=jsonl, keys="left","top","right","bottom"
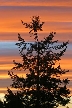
{"left": 0, "top": 1, "right": 72, "bottom": 6}
{"left": 0, "top": 6, "right": 72, "bottom": 34}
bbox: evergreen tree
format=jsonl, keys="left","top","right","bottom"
{"left": 0, "top": 100, "right": 4, "bottom": 108}
{"left": 5, "top": 16, "right": 70, "bottom": 108}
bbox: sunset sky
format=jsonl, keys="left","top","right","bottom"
{"left": 0, "top": 0, "right": 72, "bottom": 107}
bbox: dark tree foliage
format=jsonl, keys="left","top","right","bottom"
{"left": 4, "top": 88, "right": 24, "bottom": 108}
{"left": 0, "top": 100, "right": 4, "bottom": 108}
{"left": 5, "top": 16, "right": 70, "bottom": 108}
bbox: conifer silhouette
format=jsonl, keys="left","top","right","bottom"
{"left": 5, "top": 16, "right": 70, "bottom": 108}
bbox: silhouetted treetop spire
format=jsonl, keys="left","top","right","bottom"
{"left": 21, "top": 16, "right": 44, "bottom": 40}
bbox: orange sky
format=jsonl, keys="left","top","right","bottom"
{"left": 0, "top": 0, "right": 72, "bottom": 6}
{"left": 0, "top": 1, "right": 72, "bottom": 107}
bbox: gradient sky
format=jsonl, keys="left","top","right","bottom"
{"left": 0, "top": 0, "right": 72, "bottom": 107}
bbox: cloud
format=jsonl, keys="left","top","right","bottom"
{"left": 0, "top": 6, "right": 72, "bottom": 35}
{"left": 0, "top": 0, "right": 72, "bottom": 6}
